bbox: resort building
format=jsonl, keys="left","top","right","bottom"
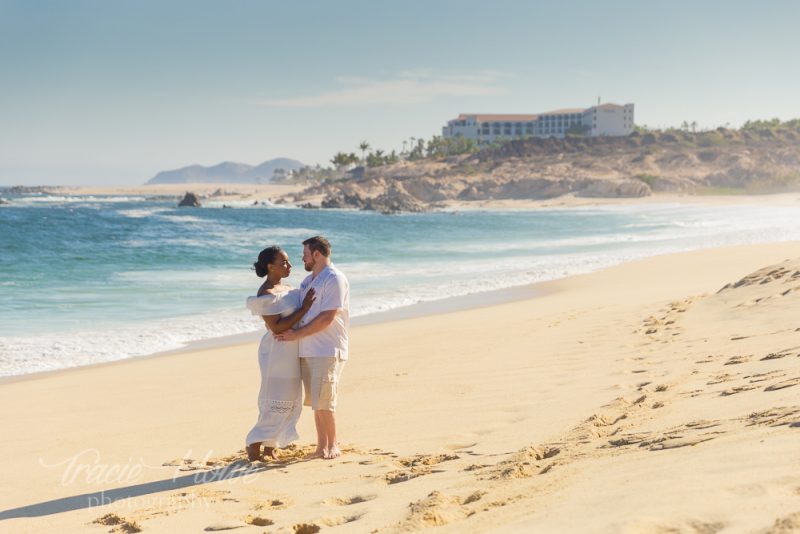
{"left": 442, "top": 102, "right": 635, "bottom": 144}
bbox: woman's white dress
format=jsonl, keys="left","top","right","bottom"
{"left": 245, "top": 289, "right": 303, "bottom": 448}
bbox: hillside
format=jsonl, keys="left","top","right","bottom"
{"left": 146, "top": 158, "right": 305, "bottom": 184}
{"left": 291, "top": 125, "right": 800, "bottom": 213}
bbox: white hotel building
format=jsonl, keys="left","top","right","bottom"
{"left": 442, "top": 102, "right": 634, "bottom": 144}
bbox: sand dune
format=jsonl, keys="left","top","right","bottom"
{"left": 1, "top": 243, "right": 800, "bottom": 532}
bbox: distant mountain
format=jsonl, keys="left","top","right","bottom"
{"left": 146, "top": 158, "right": 305, "bottom": 184}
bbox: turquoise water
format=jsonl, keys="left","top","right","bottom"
{"left": 2, "top": 192, "right": 800, "bottom": 376}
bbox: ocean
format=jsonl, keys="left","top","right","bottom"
{"left": 2, "top": 192, "right": 800, "bottom": 377}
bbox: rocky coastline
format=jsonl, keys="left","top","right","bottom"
{"left": 284, "top": 127, "right": 800, "bottom": 213}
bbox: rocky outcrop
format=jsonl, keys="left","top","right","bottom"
{"left": 178, "top": 192, "right": 201, "bottom": 207}
{"left": 575, "top": 179, "right": 651, "bottom": 198}
{"left": 321, "top": 193, "right": 367, "bottom": 209}
{"left": 321, "top": 185, "right": 426, "bottom": 214}
{"left": 401, "top": 177, "right": 458, "bottom": 202}
{"left": 6, "top": 185, "right": 55, "bottom": 195}
{"left": 363, "top": 185, "right": 426, "bottom": 214}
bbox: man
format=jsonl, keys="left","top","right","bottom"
{"left": 274, "top": 236, "right": 349, "bottom": 459}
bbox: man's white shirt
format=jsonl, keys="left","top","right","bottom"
{"left": 298, "top": 264, "right": 350, "bottom": 359}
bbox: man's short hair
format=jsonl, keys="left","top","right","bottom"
{"left": 303, "top": 235, "right": 331, "bottom": 257}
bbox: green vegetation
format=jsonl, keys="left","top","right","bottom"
{"left": 742, "top": 118, "right": 783, "bottom": 130}
{"left": 634, "top": 174, "right": 659, "bottom": 188}
{"left": 358, "top": 141, "right": 371, "bottom": 162}
{"left": 330, "top": 152, "right": 359, "bottom": 168}
{"left": 365, "top": 149, "right": 399, "bottom": 167}
{"left": 425, "top": 135, "right": 478, "bottom": 157}
{"left": 692, "top": 186, "right": 750, "bottom": 196}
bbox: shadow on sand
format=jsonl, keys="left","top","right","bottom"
{"left": 0, "top": 460, "right": 278, "bottom": 520}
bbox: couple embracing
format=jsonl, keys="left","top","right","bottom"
{"left": 244, "top": 236, "right": 349, "bottom": 461}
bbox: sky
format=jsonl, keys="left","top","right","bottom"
{"left": 1, "top": 0, "right": 799, "bottom": 185}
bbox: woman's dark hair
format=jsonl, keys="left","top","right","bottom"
{"left": 253, "top": 246, "right": 283, "bottom": 278}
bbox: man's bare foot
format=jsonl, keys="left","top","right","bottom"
{"left": 324, "top": 445, "right": 342, "bottom": 459}
{"left": 263, "top": 447, "right": 279, "bottom": 461}
{"left": 304, "top": 449, "right": 325, "bottom": 460}
{"left": 246, "top": 443, "right": 262, "bottom": 462}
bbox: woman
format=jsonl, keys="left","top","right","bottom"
{"left": 245, "top": 246, "right": 315, "bottom": 461}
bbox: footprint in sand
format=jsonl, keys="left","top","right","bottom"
{"left": 745, "top": 371, "right": 785, "bottom": 384}
{"left": 746, "top": 406, "right": 800, "bottom": 427}
{"left": 395, "top": 490, "right": 491, "bottom": 530}
{"left": 765, "top": 376, "right": 800, "bottom": 392}
{"left": 490, "top": 445, "right": 561, "bottom": 479}
{"left": 611, "top": 420, "right": 726, "bottom": 451}
{"left": 608, "top": 433, "right": 649, "bottom": 447}
{"left": 325, "top": 494, "right": 376, "bottom": 506}
{"left": 320, "top": 513, "right": 365, "bottom": 527}
{"left": 589, "top": 413, "right": 628, "bottom": 427}
{"left": 381, "top": 454, "right": 460, "bottom": 484}
{"left": 245, "top": 515, "right": 274, "bottom": 527}
{"left": 462, "top": 463, "right": 489, "bottom": 472}
{"left": 761, "top": 351, "right": 790, "bottom": 361}
{"left": 724, "top": 355, "right": 752, "bottom": 365}
{"left": 93, "top": 513, "right": 142, "bottom": 533}
{"left": 252, "top": 497, "right": 291, "bottom": 511}
{"left": 399, "top": 453, "right": 460, "bottom": 467}
{"left": 293, "top": 524, "right": 321, "bottom": 534}
{"left": 764, "top": 511, "right": 800, "bottom": 532}
{"left": 720, "top": 384, "right": 758, "bottom": 396}
{"left": 385, "top": 467, "right": 437, "bottom": 484}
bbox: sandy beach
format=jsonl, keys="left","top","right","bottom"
{"left": 2, "top": 242, "right": 800, "bottom": 533}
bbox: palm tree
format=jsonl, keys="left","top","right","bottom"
{"left": 359, "top": 141, "right": 370, "bottom": 163}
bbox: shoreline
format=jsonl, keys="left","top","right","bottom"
{"left": 0, "top": 273, "right": 552, "bottom": 385}
{"left": 2, "top": 220, "right": 798, "bottom": 384}
{"left": 4, "top": 184, "right": 800, "bottom": 211}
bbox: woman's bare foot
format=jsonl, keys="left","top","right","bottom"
{"left": 324, "top": 445, "right": 342, "bottom": 459}
{"left": 304, "top": 448, "right": 325, "bottom": 460}
{"left": 263, "top": 447, "right": 279, "bottom": 461}
{"left": 246, "top": 443, "right": 262, "bottom": 462}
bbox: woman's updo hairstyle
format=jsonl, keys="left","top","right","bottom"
{"left": 253, "top": 246, "right": 283, "bottom": 278}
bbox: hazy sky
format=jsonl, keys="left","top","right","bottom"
{"left": 1, "top": 0, "right": 798, "bottom": 185}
